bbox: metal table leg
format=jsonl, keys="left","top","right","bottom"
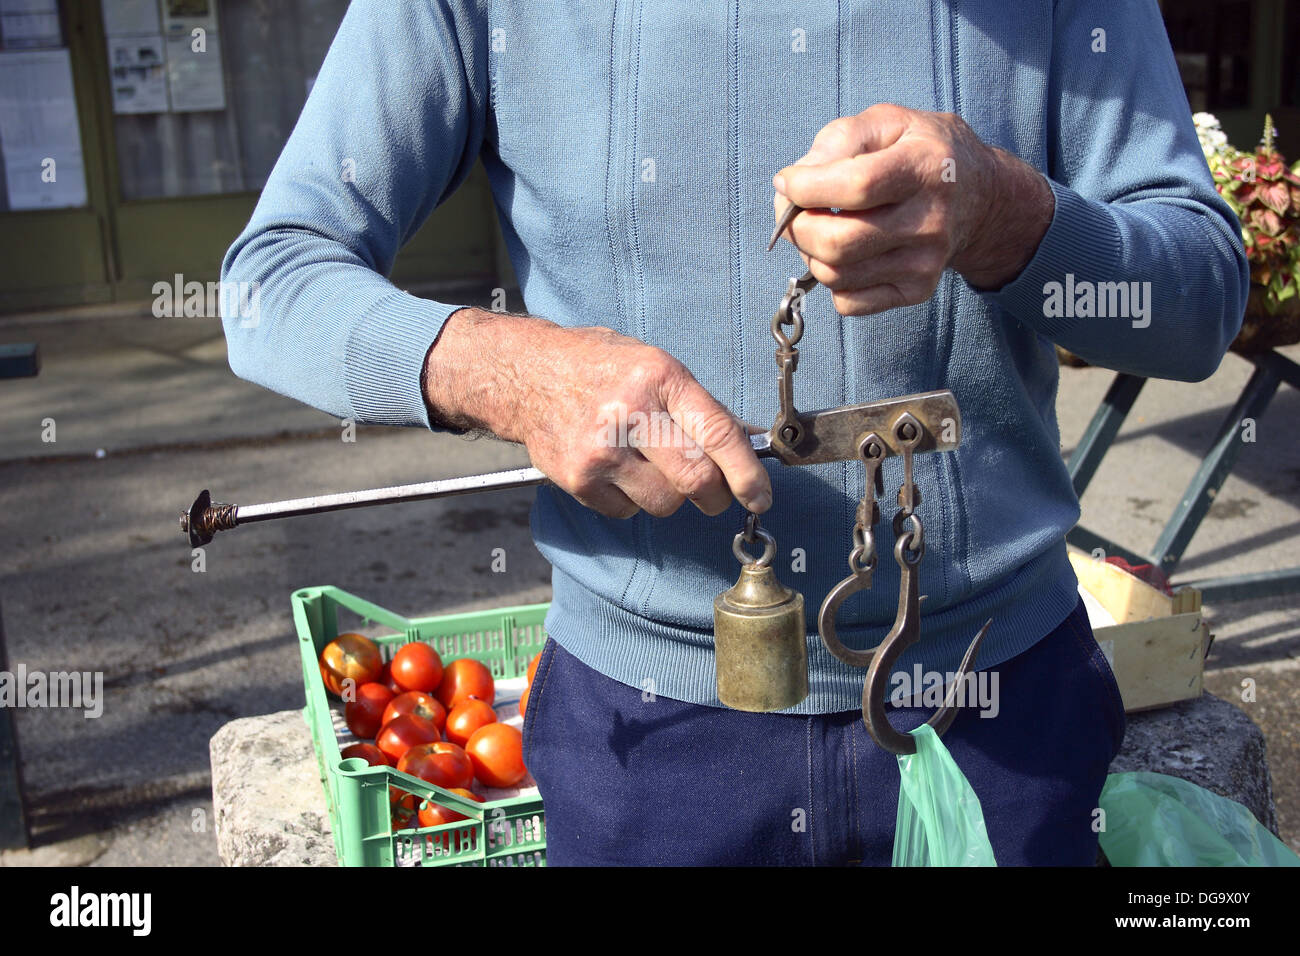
{"left": 1064, "top": 372, "right": 1150, "bottom": 561}
{"left": 1181, "top": 567, "right": 1300, "bottom": 603}
{"left": 1067, "top": 373, "right": 1147, "bottom": 496}
{"left": 1149, "top": 359, "right": 1283, "bottom": 573}
{"left": 1066, "top": 350, "right": 1300, "bottom": 603}
{"left": 0, "top": 348, "right": 35, "bottom": 850}
{"left": 0, "top": 598, "right": 30, "bottom": 850}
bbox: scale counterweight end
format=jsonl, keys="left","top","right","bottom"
{"left": 181, "top": 489, "right": 219, "bottom": 548}
{"left": 176, "top": 466, "right": 551, "bottom": 551}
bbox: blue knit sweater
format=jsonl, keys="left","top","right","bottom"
{"left": 222, "top": 1, "right": 1247, "bottom": 713}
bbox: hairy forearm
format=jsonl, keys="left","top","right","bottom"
{"left": 422, "top": 307, "right": 556, "bottom": 440}
{"left": 954, "top": 146, "right": 1056, "bottom": 291}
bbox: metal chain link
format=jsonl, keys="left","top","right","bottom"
{"left": 733, "top": 511, "right": 776, "bottom": 568}
{"left": 891, "top": 414, "right": 925, "bottom": 563}
{"left": 771, "top": 272, "right": 817, "bottom": 448}
{"left": 846, "top": 434, "right": 885, "bottom": 579}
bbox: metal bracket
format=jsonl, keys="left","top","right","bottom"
{"left": 765, "top": 389, "right": 961, "bottom": 465}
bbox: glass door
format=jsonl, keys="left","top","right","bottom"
{"left": 0, "top": 0, "right": 497, "bottom": 313}
{"left": 0, "top": 1, "right": 114, "bottom": 310}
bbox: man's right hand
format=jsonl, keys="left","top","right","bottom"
{"left": 422, "top": 308, "right": 772, "bottom": 519}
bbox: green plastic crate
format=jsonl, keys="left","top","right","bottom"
{"left": 292, "top": 586, "right": 549, "bottom": 867}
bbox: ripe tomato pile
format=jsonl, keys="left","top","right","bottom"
{"left": 320, "top": 632, "right": 536, "bottom": 831}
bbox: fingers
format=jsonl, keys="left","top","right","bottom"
{"left": 568, "top": 477, "right": 642, "bottom": 520}
{"left": 827, "top": 283, "right": 915, "bottom": 317}
{"left": 571, "top": 441, "right": 731, "bottom": 520}
{"left": 799, "top": 105, "right": 911, "bottom": 165}
{"left": 807, "top": 243, "right": 946, "bottom": 295}
{"left": 770, "top": 107, "right": 970, "bottom": 305}
{"left": 563, "top": 403, "right": 753, "bottom": 518}
{"left": 783, "top": 206, "right": 901, "bottom": 268}
{"left": 634, "top": 434, "right": 732, "bottom": 516}
{"left": 565, "top": 437, "right": 732, "bottom": 519}
{"left": 610, "top": 453, "right": 690, "bottom": 518}
{"left": 527, "top": 329, "right": 772, "bottom": 520}
{"left": 772, "top": 140, "right": 953, "bottom": 316}
{"left": 660, "top": 377, "right": 772, "bottom": 514}
{"left": 557, "top": 424, "right": 644, "bottom": 518}
{"left": 630, "top": 410, "right": 776, "bottom": 515}
{"left": 774, "top": 145, "right": 920, "bottom": 213}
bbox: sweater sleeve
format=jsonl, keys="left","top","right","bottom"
{"left": 220, "top": 0, "right": 487, "bottom": 429}
{"left": 979, "top": 0, "right": 1249, "bottom": 383}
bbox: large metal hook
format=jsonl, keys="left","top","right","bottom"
{"left": 862, "top": 528, "right": 992, "bottom": 755}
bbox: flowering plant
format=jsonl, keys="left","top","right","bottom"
{"left": 1196, "top": 113, "right": 1300, "bottom": 316}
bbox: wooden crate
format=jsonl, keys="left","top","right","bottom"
{"left": 1068, "top": 551, "right": 1212, "bottom": 713}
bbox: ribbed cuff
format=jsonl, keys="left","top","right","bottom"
{"left": 343, "top": 291, "right": 467, "bottom": 430}
{"left": 979, "top": 179, "right": 1124, "bottom": 339}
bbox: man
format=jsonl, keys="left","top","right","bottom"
{"left": 222, "top": 2, "right": 1246, "bottom": 865}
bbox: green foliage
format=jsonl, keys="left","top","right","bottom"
{"left": 1209, "top": 115, "right": 1300, "bottom": 315}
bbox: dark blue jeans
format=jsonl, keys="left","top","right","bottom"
{"left": 522, "top": 595, "right": 1126, "bottom": 866}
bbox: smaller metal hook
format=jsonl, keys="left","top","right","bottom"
{"left": 817, "top": 572, "right": 877, "bottom": 668}
{"left": 817, "top": 432, "right": 888, "bottom": 668}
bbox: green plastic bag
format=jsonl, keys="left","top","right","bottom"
{"left": 1099, "top": 771, "right": 1300, "bottom": 867}
{"left": 893, "top": 723, "right": 997, "bottom": 866}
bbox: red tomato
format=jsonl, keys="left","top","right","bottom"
{"left": 341, "top": 742, "right": 389, "bottom": 767}
{"left": 444, "top": 697, "right": 498, "bottom": 748}
{"left": 344, "top": 682, "right": 395, "bottom": 740}
{"left": 391, "top": 792, "right": 419, "bottom": 830}
{"left": 319, "top": 633, "right": 383, "bottom": 697}
{"left": 375, "top": 713, "right": 441, "bottom": 764}
{"left": 417, "top": 787, "right": 484, "bottom": 828}
{"left": 436, "top": 658, "right": 495, "bottom": 709}
{"left": 378, "top": 661, "right": 404, "bottom": 696}
{"left": 382, "top": 691, "right": 447, "bottom": 733}
{"left": 519, "top": 682, "right": 530, "bottom": 718}
{"left": 390, "top": 642, "right": 444, "bottom": 694}
{"left": 397, "top": 741, "right": 474, "bottom": 791}
{"left": 465, "top": 723, "right": 526, "bottom": 789}
{"left": 526, "top": 652, "right": 542, "bottom": 685}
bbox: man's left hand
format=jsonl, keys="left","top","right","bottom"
{"left": 772, "top": 103, "right": 1054, "bottom": 315}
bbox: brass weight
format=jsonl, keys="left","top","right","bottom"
{"left": 713, "top": 521, "right": 809, "bottom": 712}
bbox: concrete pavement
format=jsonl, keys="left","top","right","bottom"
{"left": 0, "top": 298, "right": 1296, "bottom": 864}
